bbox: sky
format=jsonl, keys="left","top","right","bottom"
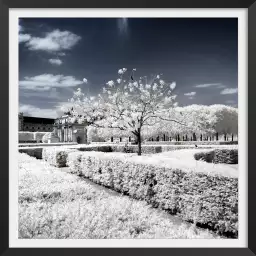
{"left": 19, "top": 18, "right": 238, "bottom": 118}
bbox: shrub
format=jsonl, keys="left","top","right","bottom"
{"left": 194, "top": 149, "right": 238, "bottom": 164}
{"left": 67, "top": 151, "right": 238, "bottom": 237}
{"left": 34, "top": 132, "right": 47, "bottom": 143}
{"left": 42, "top": 132, "right": 52, "bottom": 143}
{"left": 42, "top": 147, "right": 78, "bottom": 167}
{"left": 19, "top": 147, "right": 43, "bottom": 159}
{"left": 78, "top": 145, "right": 112, "bottom": 153}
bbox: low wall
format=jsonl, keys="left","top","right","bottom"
{"left": 19, "top": 142, "right": 78, "bottom": 148}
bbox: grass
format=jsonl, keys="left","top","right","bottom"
{"left": 18, "top": 153, "right": 221, "bottom": 239}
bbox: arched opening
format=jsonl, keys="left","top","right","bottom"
{"left": 76, "top": 136, "right": 81, "bottom": 144}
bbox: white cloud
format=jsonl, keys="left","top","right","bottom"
{"left": 184, "top": 91, "right": 196, "bottom": 96}
{"left": 19, "top": 104, "right": 59, "bottom": 118}
{"left": 23, "top": 29, "right": 81, "bottom": 52}
{"left": 19, "top": 24, "right": 23, "bottom": 32}
{"left": 220, "top": 88, "right": 238, "bottom": 95}
{"left": 20, "top": 88, "right": 60, "bottom": 99}
{"left": 49, "top": 58, "right": 63, "bottom": 65}
{"left": 194, "top": 83, "right": 223, "bottom": 88}
{"left": 19, "top": 34, "right": 31, "bottom": 43}
{"left": 19, "top": 74, "right": 83, "bottom": 90}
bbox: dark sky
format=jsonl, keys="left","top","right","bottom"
{"left": 19, "top": 18, "right": 238, "bottom": 118}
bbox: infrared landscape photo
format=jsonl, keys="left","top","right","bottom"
{"left": 18, "top": 17, "right": 239, "bottom": 240}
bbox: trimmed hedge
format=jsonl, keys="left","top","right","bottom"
{"left": 19, "top": 147, "right": 43, "bottom": 159}
{"left": 69, "top": 144, "right": 238, "bottom": 155}
{"left": 67, "top": 151, "right": 238, "bottom": 237}
{"left": 42, "top": 148, "right": 78, "bottom": 167}
{"left": 77, "top": 145, "right": 112, "bottom": 153}
{"left": 34, "top": 132, "right": 47, "bottom": 143}
{"left": 194, "top": 149, "right": 238, "bottom": 164}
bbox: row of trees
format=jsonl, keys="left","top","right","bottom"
{"left": 61, "top": 68, "right": 238, "bottom": 155}
{"left": 87, "top": 104, "right": 238, "bottom": 143}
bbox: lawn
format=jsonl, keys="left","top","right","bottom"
{"left": 18, "top": 153, "right": 221, "bottom": 239}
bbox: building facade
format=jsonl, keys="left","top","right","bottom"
{"left": 19, "top": 113, "right": 55, "bottom": 132}
{"left": 18, "top": 113, "right": 88, "bottom": 144}
{"left": 53, "top": 115, "right": 87, "bottom": 144}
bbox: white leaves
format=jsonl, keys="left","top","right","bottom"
{"left": 170, "top": 82, "right": 176, "bottom": 90}
{"left": 133, "top": 68, "right": 136, "bottom": 71}
{"left": 159, "top": 80, "right": 165, "bottom": 86}
{"left": 83, "top": 78, "right": 88, "bottom": 83}
{"left": 117, "top": 78, "right": 122, "bottom": 84}
{"left": 173, "top": 102, "right": 178, "bottom": 107}
{"left": 145, "top": 84, "right": 151, "bottom": 89}
{"left": 152, "top": 83, "right": 158, "bottom": 91}
{"left": 118, "top": 68, "right": 127, "bottom": 75}
{"left": 118, "top": 69, "right": 124, "bottom": 75}
{"left": 156, "top": 75, "right": 160, "bottom": 79}
{"left": 133, "top": 81, "right": 138, "bottom": 87}
{"left": 106, "top": 80, "right": 115, "bottom": 87}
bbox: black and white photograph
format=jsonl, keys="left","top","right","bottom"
{"left": 13, "top": 9, "right": 246, "bottom": 246}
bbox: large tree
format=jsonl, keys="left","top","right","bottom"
{"left": 63, "top": 69, "right": 187, "bottom": 154}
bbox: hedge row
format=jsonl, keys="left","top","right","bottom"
{"left": 194, "top": 149, "right": 238, "bottom": 164}
{"left": 78, "top": 144, "right": 237, "bottom": 154}
{"left": 18, "top": 147, "right": 43, "bottom": 159}
{"left": 42, "top": 148, "right": 78, "bottom": 167}
{"left": 66, "top": 151, "right": 238, "bottom": 237}
{"left": 144, "top": 141, "right": 238, "bottom": 145}
{"left": 73, "top": 144, "right": 229, "bottom": 154}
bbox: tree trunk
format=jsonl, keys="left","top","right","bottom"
{"left": 137, "top": 128, "right": 142, "bottom": 156}
{"left": 216, "top": 132, "right": 218, "bottom": 141}
{"left": 232, "top": 134, "right": 234, "bottom": 141}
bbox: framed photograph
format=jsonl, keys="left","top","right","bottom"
{"left": 1, "top": 0, "right": 255, "bottom": 255}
